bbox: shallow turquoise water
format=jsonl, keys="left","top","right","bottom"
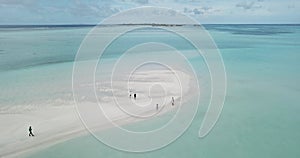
{"left": 0, "top": 25, "right": 299, "bottom": 157}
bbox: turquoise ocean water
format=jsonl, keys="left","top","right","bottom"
{"left": 0, "top": 25, "right": 299, "bottom": 157}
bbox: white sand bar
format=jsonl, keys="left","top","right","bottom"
{"left": 0, "top": 69, "right": 197, "bottom": 157}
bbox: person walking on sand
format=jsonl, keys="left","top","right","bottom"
{"left": 156, "top": 104, "right": 159, "bottom": 111}
{"left": 29, "top": 126, "right": 34, "bottom": 137}
{"left": 172, "top": 97, "right": 175, "bottom": 106}
{"left": 134, "top": 93, "right": 137, "bottom": 100}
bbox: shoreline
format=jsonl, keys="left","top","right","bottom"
{"left": 0, "top": 69, "right": 198, "bottom": 158}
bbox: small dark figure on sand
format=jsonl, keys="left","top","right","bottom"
{"left": 134, "top": 93, "right": 137, "bottom": 100}
{"left": 129, "top": 90, "right": 132, "bottom": 98}
{"left": 172, "top": 97, "right": 175, "bottom": 106}
{"left": 156, "top": 104, "right": 159, "bottom": 111}
{"left": 29, "top": 126, "right": 34, "bottom": 137}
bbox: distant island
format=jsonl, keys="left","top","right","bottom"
{"left": 0, "top": 23, "right": 202, "bottom": 28}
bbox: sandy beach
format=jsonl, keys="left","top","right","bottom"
{"left": 0, "top": 68, "right": 196, "bottom": 157}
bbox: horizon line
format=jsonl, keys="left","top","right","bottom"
{"left": 0, "top": 23, "right": 299, "bottom": 27}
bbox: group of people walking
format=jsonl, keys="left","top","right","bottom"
{"left": 129, "top": 90, "right": 175, "bottom": 111}
{"left": 27, "top": 94, "right": 176, "bottom": 137}
{"left": 129, "top": 90, "right": 137, "bottom": 100}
